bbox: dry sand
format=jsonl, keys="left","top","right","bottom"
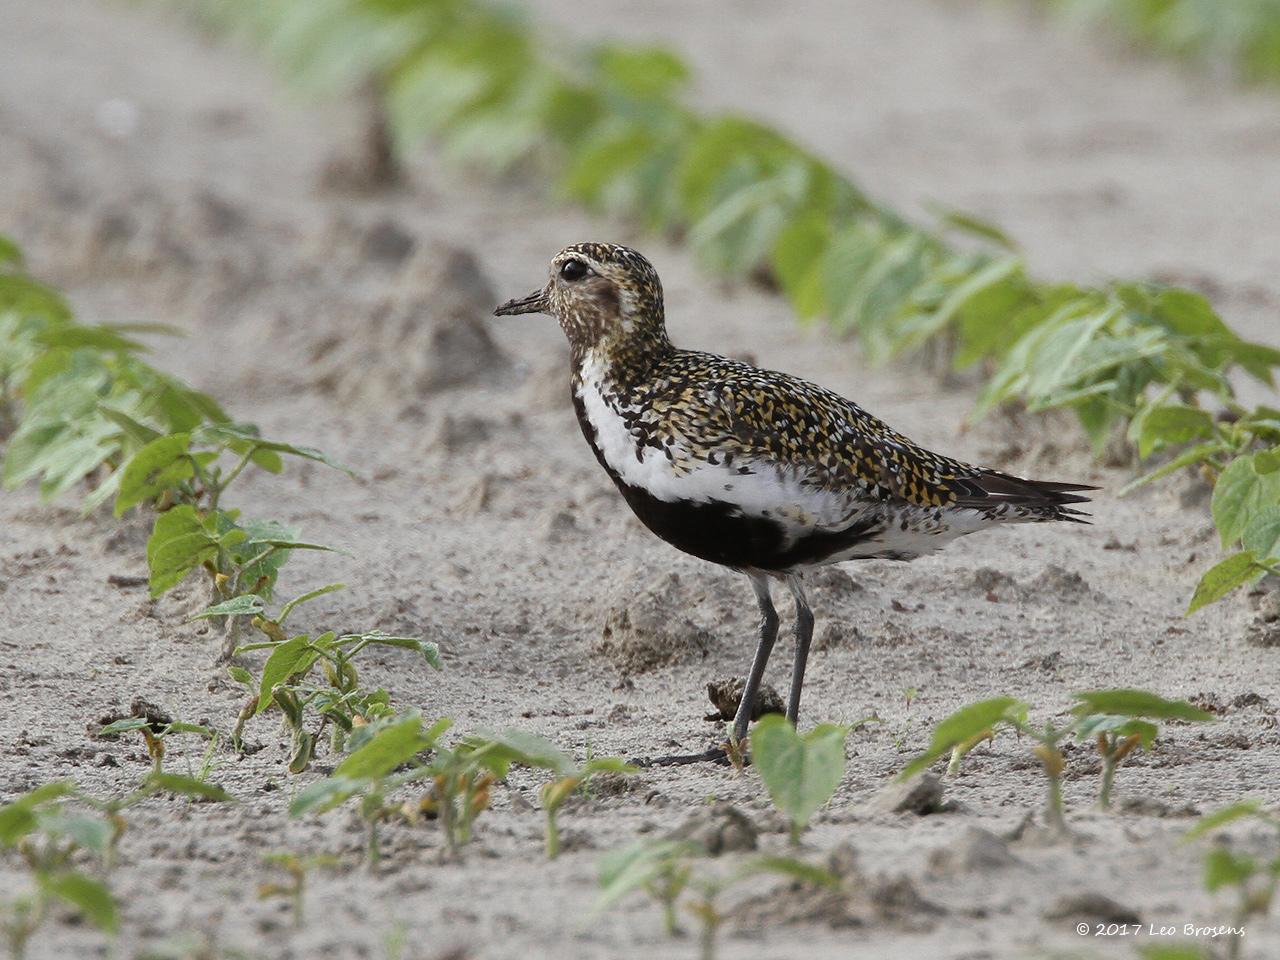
{"left": 2, "top": 1, "right": 1279, "bottom": 958}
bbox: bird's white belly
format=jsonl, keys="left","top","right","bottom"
{"left": 575, "top": 358, "right": 873, "bottom": 538}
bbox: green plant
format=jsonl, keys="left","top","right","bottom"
{"left": 595, "top": 838, "right": 837, "bottom": 960}
{"left": 539, "top": 755, "right": 635, "bottom": 859}
{"left": 1182, "top": 800, "right": 1280, "bottom": 960}
{"left": 216, "top": 585, "right": 439, "bottom": 770}
{"left": 290, "top": 719, "right": 566, "bottom": 860}
{"left": 900, "top": 690, "right": 1212, "bottom": 833}
{"left": 97, "top": 715, "right": 216, "bottom": 774}
{"left": 0, "top": 775, "right": 233, "bottom": 958}
{"left": 1046, "top": 0, "right": 1280, "bottom": 87}
{"left": 257, "top": 851, "right": 339, "bottom": 928}
{"left": 748, "top": 715, "right": 849, "bottom": 844}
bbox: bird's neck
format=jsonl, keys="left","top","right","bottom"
{"left": 572, "top": 332, "right": 674, "bottom": 398}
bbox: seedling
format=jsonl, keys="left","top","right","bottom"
{"left": 291, "top": 714, "right": 450, "bottom": 864}
{"left": 900, "top": 690, "right": 1212, "bottom": 834}
{"left": 292, "top": 720, "right": 571, "bottom": 860}
{"left": 209, "top": 585, "right": 439, "bottom": 769}
{"left": 748, "top": 715, "right": 849, "bottom": 844}
{"left": 595, "top": 838, "right": 838, "bottom": 960}
{"left": 1183, "top": 801, "right": 1280, "bottom": 960}
{"left": 98, "top": 711, "right": 216, "bottom": 774}
{"left": 0, "top": 775, "right": 232, "bottom": 958}
{"left": 257, "top": 851, "right": 339, "bottom": 928}
{"left": 540, "top": 756, "right": 636, "bottom": 859}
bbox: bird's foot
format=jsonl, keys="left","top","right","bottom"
{"left": 632, "top": 740, "right": 751, "bottom": 769}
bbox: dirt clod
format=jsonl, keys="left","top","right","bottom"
{"left": 862, "top": 773, "right": 948, "bottom": 816}
{"left": 928, "top": 827, "right": 1019, "bottom": 874}
{"left": 595, "top": 573, "right": 712, "bottom": 674}
{"left": 667, "top": 803, "right": 758, "bottom": 854}
{"left": 704, "top": 676, "right": 784, "bottom": 721}
{"left": 1043, "top": 892, "right": 1141, "bottom": 926}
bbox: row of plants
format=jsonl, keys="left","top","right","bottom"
{"left": 167, "top": 0, "right": 1280, "bottom": 613}
{"left": 1045, "top": 0, "right": 1280, "bottom": 87}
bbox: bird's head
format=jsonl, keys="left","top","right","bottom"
{"left": 494, "top": 242, "right": 670, "bottom": 362}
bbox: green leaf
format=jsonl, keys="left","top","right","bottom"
{"left": 145, "top": 505, "right": 218, "bottom": 597}
{"left": 255, "top": 635, "right": 320, "bottom": 714}
{"left": 460, "top": 729, "right": 572, "bottom": 777}
{"left": 1071, "top": 690, "right": 1214, "bottom": 723}
{"left": 1184, "top": 801, "right": 1267, "bottom": 841}
{"left": 114, "top": 433, "right": 193, "bottom": 516}
{"left": 1204, "top": 848, "right": 1257, "bottom": 891}
{"left": 143, "top": 772, "right": 233, "bottom": 802}
{"left": 1212, "top": 455, "right": 1280, "bottom": 548}
{"left": 936, "top": 209, "right": 1016, "bottom": 250}
{"left": 1241, "top": 505, "right": 1280, "bottom": 561}
{"left": 771, "top": 214, "right": 829, "bottom": 319}
{"left": 1119, "top": 441, "right": 1226, "bottom": 495}
{"left": 290, "top": 776, "right": 362, "bottom": 817}
{"left": 595, "top": 839, "right": 694, "bottom": 913}
{"left": 1136, "top": 405, "right": 1215, "bottom": 459}
{"left": 1074, "top": 714, "right": 1159, "bottom": 748}
{"left": 97, "top": 717, "right": 154, "bottom": 736}
{"left": 749, "top": 716, "right": 848, "bottom": 834}
{"left": 334, "top": 716, "right": 434, "bottom": 781}
{"left": 0, "top": 234, "right": 23, "bottom": 266}
{"left": 0, "top": 782, "right": 76, "bottom": 845}
{"left": 193, "top": 424, "right": 356, "bottom": 477}
{"left": 41, "top": 872, "right": 118, "bottom": 933}
{"left": 737, "top": 854, "right": 840, "bottom": 888}
{"left": 39, "top": 813, "right": 114, "bottom": 855}
{"left": 191, "top": 594, "right": 265, "bottom": 620}
{"left": 1187, "top": 551, "right": 1264, "bottom": 615}
{"left": 899, "top": 697, "right": 1026, "bottom": 780}
{"left": 355, "top": 632, "right": 442, "bottom": 669}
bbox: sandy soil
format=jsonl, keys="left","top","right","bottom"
{"left": 2, "top": 1, "right": 1279, "bottom": 959}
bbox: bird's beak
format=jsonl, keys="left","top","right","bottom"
{"left": 493, "top": 286, "right": 549, "bottom": 317}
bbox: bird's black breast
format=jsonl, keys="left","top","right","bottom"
{"left": 570, "top": 389, "right": 882, "bottom": 571}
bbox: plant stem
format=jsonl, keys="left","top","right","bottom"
{"left": 1099, "top": 756, "right": 1117, "bottom": 809}
{"left": 544, "top": 810, "right": 560, "bottom": 860}
{"left": 1045, "top": 773, "right": 1068, "bottom": 835}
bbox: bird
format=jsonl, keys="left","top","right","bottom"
{"left": 495, "top": 242, "right": 1093, "bottom": 763}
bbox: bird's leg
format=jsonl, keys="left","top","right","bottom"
{"left": 730, "top": 573, "right": 780, "bottom": 747}
{"left": 637, "top": 572, "right": 777, "bottom": 768}
{"left": 784, "top": 574, "right": 814, "bottom": 725}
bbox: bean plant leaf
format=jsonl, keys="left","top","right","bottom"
{"left": 1204, "top": 848, "right": 1257, "bottom": 891}
{"left": 41, "top": 872, "right": 118, "bottom": 933}
{"left": 255, "top": 635, "right": 320, "bottom": 715}
{"left": 334, "top": 715, "right": 436, "bottom": 781}
{"left": 1212, "top": 455, "right": 1280, "bottom": 548}
{"left": 192, "top": 594, "right": 266, "bottom": 620}
{"left": 290, "top": 776, "right": 362, "bottom": 816}
{"left": 114, "top": 432, "right": 193, "bottom": 516}
{"left": 737, "top": 854, "right": 841, "bottom": 888}
{"left": 1241, "top": 505, "right": 1280, "bottom": 561}
{"left": 1071, "top": 690, "right": 1214, "bottom": 723}
{"left": 144, "top": 772, "right": 233, "bottom": 802}
{"left": 899, "top": 696, "right": 1026, "bottom": 780}
{"left": 750, "top": 716, "right": 848, "bottom": 833}
{"left": 1183, "top": 801, "right": 1267, "bottom": 841}
{"left": 1187, "top": 551, "right": 1264, "bottom": 615}
{"left": 145, "top": 505, "right": 219, "bottom": 597}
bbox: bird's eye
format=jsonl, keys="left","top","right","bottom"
{"left": 559, "top": 259, "right": 590, "bottom": 282}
